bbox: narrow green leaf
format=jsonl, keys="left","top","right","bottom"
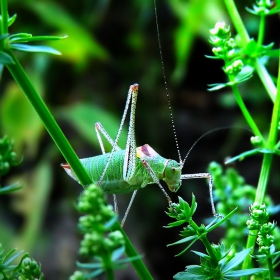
{"left": 0, "top": 51, "right": 14, "bottom": 64}
{"left": 262, "top": 49, "right": 279, "bottom": 57}
{"left": 112, "top": 246, "right": 125, "bottom": 261}
{"left": 10, "top": 44, "right": 61, "bottom": 55}
{"left": 76, "top": 262, "right": 102, "bottom": 269}
{"left": 9, "top": 33, "right": 32, "bottom": 42}
{"left": 174, "top": 271, "right": 205, "bottom": 279}
{"left": 0, "top": 183, "right": 23, "bottom": 195}
{"left": 165, "top": 220, "right": 186, "bottom": 228}
{"left": 3, "top": 250, "right": 24, "bottom": 265}
{"left": 86, "top": 269, "right": 104, "bottom": 278}
{"left": 191, "top": 250, "right": 209, "bottom": 259}
{"left": 187, "top": 265, "right": 205, "bottom": 275}
{"left": 190, "top": 193, "right": 197, "bottom": 216}
{"left": 224, "top": 149, "right": 260, "bottom": 164}
{"left": 208, "top": 83, "right": 228, "bottom": 91}
{"left": 8, "top": 14, "right": 17, "bottom": 26}
{"left": 222, "top": 248, "right": 252, "bottom": 273}
{"left": 115, "top": 255, "right": 143, "bottom": 264}
{"left": 0, "top": 34, "right": 9, "bottom": 41}
{"left": 206, "top": 208, "right": 238, "bottom": 232}
{"left": 104, "top": 215, "right": 118, "bottom": 230}
{"left": 10, "top": 34, "right": 67, "bottom": 43}
{"left": 167, "top": 235, "right": 197, "bottom": 247}
{"left": 225, "top": 268, "right": 268, "bottom": 277}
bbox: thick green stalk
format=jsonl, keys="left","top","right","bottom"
{"left": 231, "top": 83, "right": 264, "bottom": 142}
{"left": 118, "top": 226, "right": 154, "bottom": 280}
{"left": 189, "top": 220, "right": 218, "bottom": 266}
{"left": 223, "top": 0, "right": 250, "bottom": 42}
{"left": 6, "top": 50, "right": 91, "bottom": 186}
{"left": 241, "top": 52, "right": 280, "bottom": 279}
{"left": 0, "top": 0, "right": 8, "bottom": 34}
{"left": 257, "top": 14, "right": 266, "bottom": 47}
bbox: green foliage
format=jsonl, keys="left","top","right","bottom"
{"left": 0, "top": 135, "right": 22, "bottom": 194}
{"left": 0, "top": 13, "right": 65, "bottom": 67}
{"left": 0, "top": 244, "right": 44, "bottom": 280}
{"left": 165, "top": 196, "right": 268, "bottom": 279}
{"left": 70, "top": 184, "right": 142, "bottom": 279}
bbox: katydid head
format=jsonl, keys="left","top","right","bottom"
{"left": 163, "top": 160, "right": 182, "bottom": 192}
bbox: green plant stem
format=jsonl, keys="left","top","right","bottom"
{"left": 6, "top": 50, "right": 91, "bottom": 186}
{"left": 230, "top": 83, "right": 264, "bottom": 142}
{"left": 255, "top": 62, "right": 277, "bottom": 103}
{"left": 103, "top": 256, "right": 114, "bottom": 280}
{"left": 189, "top": 220, "right": 218, "bottom": 266}
{"left": 257, "top": 14, "right": 266, "bottom": 47}
{"left": 0, "top": 0, "right": 8, "bottom": 34}
{"left": 241, "top": 55, "right": 280, "bottom": 280}
{"left": 118, "top": 225, "right": 154, "bottom": 280}
{"left": 267, "top": 256, "right": 275, "bottom": 280}
{"left": 224, "top": 0, "right": 276, "bottom": 102}
{"left": 223, "top": 0, "right": 250, "bottom": 42}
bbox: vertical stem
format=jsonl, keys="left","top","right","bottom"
{"left": 6, "top": 50, "right": 92, "bottom": 186}
{"left": 0, "top": 0, "right": 8, "bottom": 50}
{"left": 223, "top": 0, "right": 276, "bottom": 102}
{"left": 242, "top": 54, "right": 280, "bottom": 279}
{"left": 223, "top": 0, "right": 250, "bottom": 43}
{"left": 230, "top": 83, "right": 264, "bottom": 141}
{"left": 1, "top": 0, "right": 8, "bottom": 34}
{"left": 257, "top": 14, "right": 266, "bottom": 47}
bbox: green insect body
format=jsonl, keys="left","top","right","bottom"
{"left": 62, "top": 84, "right": 216, "bottom": 226}
{"left": 63, "top": 144, "right": 182, "bottom": 194}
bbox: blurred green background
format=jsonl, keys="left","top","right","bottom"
{"left": 0, "top": 0, "right": 279, "bottom": 279}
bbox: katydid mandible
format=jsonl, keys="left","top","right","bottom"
{"left": 62, "top": 84, "right": 217, "bottom": 226}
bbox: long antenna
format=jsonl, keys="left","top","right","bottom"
{"left": 182, "top": 125, "right": 253, "bottom": 166}
{"left": 153, "top": 0, "right": 182, "bottom": 165}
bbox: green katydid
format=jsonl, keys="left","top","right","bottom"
{"left": 62, "top": 83, "right": 217, "bottom": 226}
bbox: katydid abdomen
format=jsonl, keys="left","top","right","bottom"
{"left": 80, "top": 149, "right": 154, "bottom": 194}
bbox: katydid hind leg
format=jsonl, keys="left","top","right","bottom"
{"left": 95, "top": 122, "right": 121, "bottom": 154}
{"left": 95, "top": 122, "right": 121, "bottom": 213}
{"left": 97, "top": 84, "right": 137, "bottom": 186}
{"left": 123, "top": 84, "right": 139, "bottom": 182}
{"left": 181, "top": 173, "right": 218, "bottom": 217}
{"left": 121, "top": 84, "right": 142, "bottom": 226}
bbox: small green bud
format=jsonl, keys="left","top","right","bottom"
{"left": 212, "top": 47, "right": 223, "bottom": 56}
{"left": 247, "top": 219, "right": 261, "bottom": 230}
{"left": 210, "top": 22, "right": 230, "bottom": 38}
{"left": 250, "top": 136, "right": 262, "bottom": 146}
{"left": 256, "top": 0, "right": 273, "bottom": 8}
{"left": 225, "top": 65, "right": 233, "bottom": 75}
{"left": 108, "top": 230, "right": 125, "bottom": 249}
{"left": 225, "top": 38, "right": 236, "bottom": 50}
{"left": 225, "top": 60, "right": 243, "bottom": 76}
{"left": 259, "top": 245, "right": 269, "bottom": 254}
